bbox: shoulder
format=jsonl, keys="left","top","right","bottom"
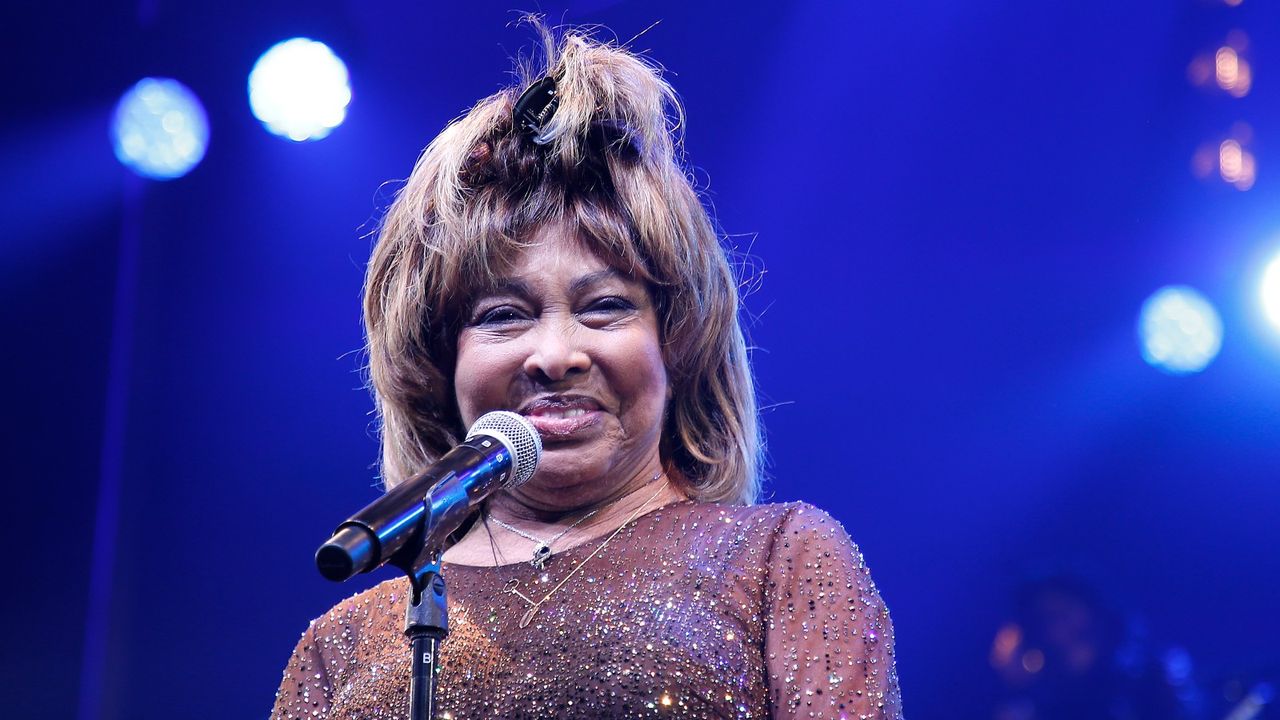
{"left": 295, "top": 576, "right": 410, "bottom": 660}
{"left": 767, "top": 501, "right": 868, "bottom": 560}
{"left": 655, "top": 499, "right": 802, "bottom": 546}
{"left": 274, "top": 578, "right": 410, "bottom": 716}
{"left": 671, "top": 500, "right": 870, "bottom": 567}
{"left": 674, "top": 498, "right": 819, "bottom": 526}
{"left": 678, "top": 500, "right": 859, "bottom": 545}
{"left": 725, "top": 501, "right": 883, "bottom": 600}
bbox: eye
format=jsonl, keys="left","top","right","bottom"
{"left": 577, "top": 296, "right": 638, "bottom": 328}
{"left": 581, "top": 296, "right": 635, "bottom": 315}
{"left": 472, "top": 305, "right": 528, "bottom": 326}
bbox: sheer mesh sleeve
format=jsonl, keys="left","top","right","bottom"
{"left": 271, "top": 620, "right": 335, "bottom": 719}
{"left": 764, "top": 503, "right": 903, "bottom": 720}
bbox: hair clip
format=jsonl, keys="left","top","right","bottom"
{"left": 513, "top": 76, "right": 559, "bottom": 146}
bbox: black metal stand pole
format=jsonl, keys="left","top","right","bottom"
{"left": 404, "top": 565, "right": 448, "bottom": 720}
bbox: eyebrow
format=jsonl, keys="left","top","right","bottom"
{"left": 567, "top": 268, "right": 627, "bottom": 296}
{"left": 478, "top": 268, "right": 628, "bottom": 300}
{"left": 481, "top": 277, "right": 534, "bottom": 299}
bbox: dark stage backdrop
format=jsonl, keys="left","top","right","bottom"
{"left": 3, "top": 1, "right": 1278, "bottom": 718}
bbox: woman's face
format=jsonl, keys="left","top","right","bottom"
{"left": 453, "top": 222, "right": 668, "bottom": 504}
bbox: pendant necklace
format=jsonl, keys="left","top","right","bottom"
{"left": 500, "top": 477, "right": 669, "bottom": 628}
{"left": 484, "top": 470, "right": 663, "bottom": 570}
{"left": 487, "top": 508, "right": 599, "bottom": 570}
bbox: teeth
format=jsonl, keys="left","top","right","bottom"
{"left": 539, "top": 408, "right": 587, "bottom": 419}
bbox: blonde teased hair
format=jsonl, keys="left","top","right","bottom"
{"left": 363, "top": 24, "right": 761, "bottom": 504}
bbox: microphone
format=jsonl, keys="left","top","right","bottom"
{"left": 315, "top": 411, "right": 542, "bottom": 582}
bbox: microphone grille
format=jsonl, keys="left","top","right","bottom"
{"left": 466, "top": 411, "right": 542, "bottom": 487}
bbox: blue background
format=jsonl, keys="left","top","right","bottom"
{"left": 3, "top": 1, "right": 1278, "bottom": 718}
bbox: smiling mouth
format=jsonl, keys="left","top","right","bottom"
{"left": 517, "top": 395, "right": 604, "bottom": 440}
{"left": 519, "top": 394, "right": 602, "bottom": 415}
{"left": 529, "top": 407, "right": 591, "bottom": 419}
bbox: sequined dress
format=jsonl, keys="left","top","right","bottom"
{"left": 272, "top": 500, "right": 903, "bottom": 719}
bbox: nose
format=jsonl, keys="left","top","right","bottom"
{"left": 522, "top": 319, "right": 591, "bottom": 383}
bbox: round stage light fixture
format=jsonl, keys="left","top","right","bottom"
{"left": 248, "top": 38, "right": 351, "bottom": 142}
{"left": 1262, "top": 253, "right": 1280, "bottom": 331}
{"left": 111, "top": 77, "right": 209, "bottom": 180}
{"left": 1138, "top": 286, "right": 1223, "bottom": 375}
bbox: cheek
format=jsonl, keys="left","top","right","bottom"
{"left": 609, "top": 329, "right": 668, "bottom": 417}
{"left": 452, "top": 335, "right": 513, "bottom": 424}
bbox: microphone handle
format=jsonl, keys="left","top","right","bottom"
{"left": 418, "top": 436, "right": 513, "bottom": 550}
{"left": 316, "top": 435, "right": 513, "bottom": 582}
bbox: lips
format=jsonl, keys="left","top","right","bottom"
{"left": 517, "top": 395, "right": 604, "bottom": 440}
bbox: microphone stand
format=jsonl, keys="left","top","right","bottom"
{"left": 317, "top": 412, "right": 540, "bottom": 720}
{"left": 391, "top": 534, "right": 450, "bottom": 720}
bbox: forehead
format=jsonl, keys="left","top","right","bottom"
{"left": 509, "top": 224, "right": 610, "bottom": 277}
{"left": 481, "top": 223, "right": 646, "bottom": 297}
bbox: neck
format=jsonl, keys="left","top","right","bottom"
{"left": 488, "top": 446, "right": 676, "bottom": 522}
{"left": 487, "top": 466, "right": 678, "bottom": 530}
{"left": 441, "top": 460, "right": 688, "bottom": 568}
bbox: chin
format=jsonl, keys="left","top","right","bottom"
{"left": 527, "top": 453, "right": 606, "bottom": 488}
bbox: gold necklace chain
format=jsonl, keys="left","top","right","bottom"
{"left": 502, "top": 478, "right": 669, "bottom": 629}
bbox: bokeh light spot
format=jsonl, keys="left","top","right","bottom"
{"left": 1138, "top": 286, "right": 1223, "bottom": 375}
{"left": 248, "top": 38, "right": 351, "bottom": 142}
{"left": 1021, "top": 649, "right": 1045, "bottom": 673}
{"left": 111, "top": 77, "right": 209, "bottom": 180}
{"left": 1215, "top": 46, "right": 1252, "bottom": 97}
{"left": 1218, "top": 139, "right": 1255, "bottom": 191}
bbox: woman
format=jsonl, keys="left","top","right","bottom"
{"left": 273, "top": 26, "right": 903, "bottom": 720}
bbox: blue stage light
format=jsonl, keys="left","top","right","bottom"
{"left": 248, "top": 38, "right": 351, "bottom": 142}
{"left": 1138, "top": 286, "right": 1223, "bottom": 375}
{"left": 1262, "top": 253, "right": 1280, "bottom": 332}
{"left": 111, "top": 78, "right": 209, "bottom": 180}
